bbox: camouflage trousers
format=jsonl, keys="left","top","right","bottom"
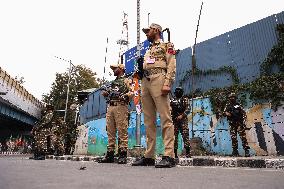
{"left": 51, "top": 134, "right": 65, "bottom": 155}
{"left": 34, "top": 128, "right": 51, "bottom": 153}
{"left": 229, "top": 121, "right": 249, "bottom": 151}
{"left": 106, "top": 105, "right": 129, "bottom": 152}
{"left": 173, "top": 117, "right": 190, "bottom": 150}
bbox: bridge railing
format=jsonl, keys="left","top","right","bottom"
{"left": 0, "top": 67, "right": 43, "bottom": 119}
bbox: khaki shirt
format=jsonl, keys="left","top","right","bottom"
{"left": 143, "top": 39, "right": 176, "bottom": 86}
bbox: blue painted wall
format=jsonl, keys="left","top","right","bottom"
{"left": 78, "top": 11, "right": 284, "bottom": 156}
{"left": 81, "top": 96, "right": 284, "bottom": 156}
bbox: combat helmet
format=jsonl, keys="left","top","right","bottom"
{"left": 174, "top": 87, "right": 184, "bottom": 98}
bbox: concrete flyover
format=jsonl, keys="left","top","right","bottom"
{"left": 0, "top": 66, "right": 43, "bottom": 140}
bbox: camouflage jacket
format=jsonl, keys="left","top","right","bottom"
{"left": 52, "top": 120, "right": 67, "bottom": 136}
{"left": 106, "top": 76, "right": 133, "bottom": 103}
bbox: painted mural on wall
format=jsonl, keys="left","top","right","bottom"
{"left": 76, "top": 12, "right": 284, "bottom": 156}
{"left": 73, "top": 124, "right": 88, "bottom": 155}
{"left": 76, "top": 96, "right": 284, "bottom": 156}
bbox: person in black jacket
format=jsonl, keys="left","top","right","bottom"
{"left": 170, "top": 87, "right": 191, "bottom": 158}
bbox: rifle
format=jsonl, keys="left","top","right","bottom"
{"left": 100, "top": 83, "right": 129, "bottom": 104}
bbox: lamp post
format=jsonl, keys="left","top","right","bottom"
{"left": 54, "top": 56, "right": 76, "bottom": 122}
{"left": 191, "top": 1, "right": 203, "bottom": 138}
{"left": 135, "top": 0, "right": 142, "bottom": 148}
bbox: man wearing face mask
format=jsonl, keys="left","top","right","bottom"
{"left": 224, "top": 93, "right": 250, "bottom": 157}
{"left": 132, "top": 23, "right": 176, "bottom": 168}
{"left": 170, "top": 87, "right": 191, "bottom": 158}
{"left": 99, "top": 64, "right": 133, "bottom": 164}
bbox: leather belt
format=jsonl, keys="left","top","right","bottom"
{"left": 109, "top": 101, "right": 127, "bottom": 106}
{"left": 144, "top": 68, "right": 166, "bottom": 77}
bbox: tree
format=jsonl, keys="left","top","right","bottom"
{"left": 42, "top": 64, "right": 103, "bottom": 153}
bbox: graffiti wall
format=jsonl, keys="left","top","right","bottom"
{"left": 76, "top": 96, "right": 284, "bottom": 156}
{"left": 77, "top": 12, "right": 284, "bottom": 156}
{"left": 73, "top": 124, "right": 88, "bottom": 155}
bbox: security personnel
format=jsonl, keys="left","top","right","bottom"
{"left": 32, "top": 105, "right": 54, "bottom": 160}
{"left": 132, "top": 23, "right": 176, "bottom": 168}
{"left": 51, "top": 117, "right": 67, "bottom": 156}
{"left": 99, "top": 63, "right": 133, "bottom": 164}
{"left": 224, "top": 93, "right": 250, "bottom": 157}
{"left": 170, "top": 87, "right": 191, "bottom": 158}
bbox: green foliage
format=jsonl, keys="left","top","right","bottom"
{"left": 179, "top": 66, "right": 240, "bottom": 86}
{"left": 249, "top": 73, "right": 284, "bottom": 110}
{"left": 260, "top": 24, "right": 284, "bottom": 75}
{"left": 181, "top": 24, "right": 284, "bottom": 115}
{"left": 42, "top": 64, "right": 103, "bottom": 135}
{"left": 203, "top": 73, "right": 284, "bottom": 114}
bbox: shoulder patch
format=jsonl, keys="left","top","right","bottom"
{"left": 166, "top": 42, "right": 175, "bottom": 55}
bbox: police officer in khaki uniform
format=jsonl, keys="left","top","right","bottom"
{"left": 99, "top": 63, "right": 133, "bottom": 164}
{"left": 132, "top": 23, "right": 176, "bottom": 168}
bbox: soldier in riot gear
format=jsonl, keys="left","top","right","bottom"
{"left": 98, "top": 63, "right": 133, "bottom": 164}
{"left": 224, "top": 93, "right": 250, "bottom": 157}
{"left": 51, "top": 117, "right": 67, "bottom": 156}
{"left": 170, "top": 87, "right": 191, "bottom": 158}
{"left": 31, "top": 104, "right": 54, "bottom": 160}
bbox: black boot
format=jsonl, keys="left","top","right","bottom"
{"left": 98, "top": 151, "right": 115, "bottom": 163}
{"left": 118, "top": 151, "right": 127, "bottom": 164}
{"left": 132, "top": 157, "right": 155, "bottom": 166}
{"left": 174, "top": 149, "right": 178, "bottom": 158}
{"left": 36, "top": 152, "right": 46, "bottom": 160}
{"left": 232, "top": 149, "right": 239, "bottom": 157}
{"left": 244, "top": 149, "right": 250, "bottom": 157}
{"left": 185, "top": 147, "right": 191, "bottom": 158}
{"left": 155, "top": 156, "right": 176, "bottom": 168}
{"left": 33, "top": 150, "right": 39, "bottom": 160}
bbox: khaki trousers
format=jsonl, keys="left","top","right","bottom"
{"left": 106, "top": 105, "right": 129, "bottom": 152}
{"left": 141, "top": 73, "right": 175, "bottom": 158}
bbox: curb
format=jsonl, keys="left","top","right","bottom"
{"left": 45, "top": 155, "right": 284, "bottom": 169}
{"left": 0, "top": 152, "right": 24, "bottom": 155}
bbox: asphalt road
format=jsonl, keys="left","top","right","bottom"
{"left": 0, "top": 156, "right": 284, "bottom": 189}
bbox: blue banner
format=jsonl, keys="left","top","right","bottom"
{"left": 124, "top": 40, "right": 150, "bottom": 75}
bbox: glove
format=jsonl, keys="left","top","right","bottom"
{"left": 137, "top": 56, "right": 144, "bottom": 69}
{"left": 136, "top": 56, "right": 144, "bottom": 80}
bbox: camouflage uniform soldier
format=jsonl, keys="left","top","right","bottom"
{"left": 99, "top": 63, "right": 133, "bottom": 164}
{"left": 51, "top": 117, "right": 67, "bottom": 156}
{"left": 132, "top": 23, "right": 176, "bottom": 168}
{"left": 170, "top": 87, "right": 191, "bottom": 158}
{"left": 32, "top": 105, "right": 54, "bottom": 160}
{"left": 224, "top": 93, "right": 250, "bottom": 157}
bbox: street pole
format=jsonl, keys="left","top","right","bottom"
{"left": 54, "top": 56, "right": 76, "bottom": 123}
{"left": 136, "top": 0, "right": 141, "bottom": 147}
{"left": 64, "top": 60, "right": 72, "bottom": 122}
{"left": 191, "top": 1, "right": 204, "bottom": 138}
